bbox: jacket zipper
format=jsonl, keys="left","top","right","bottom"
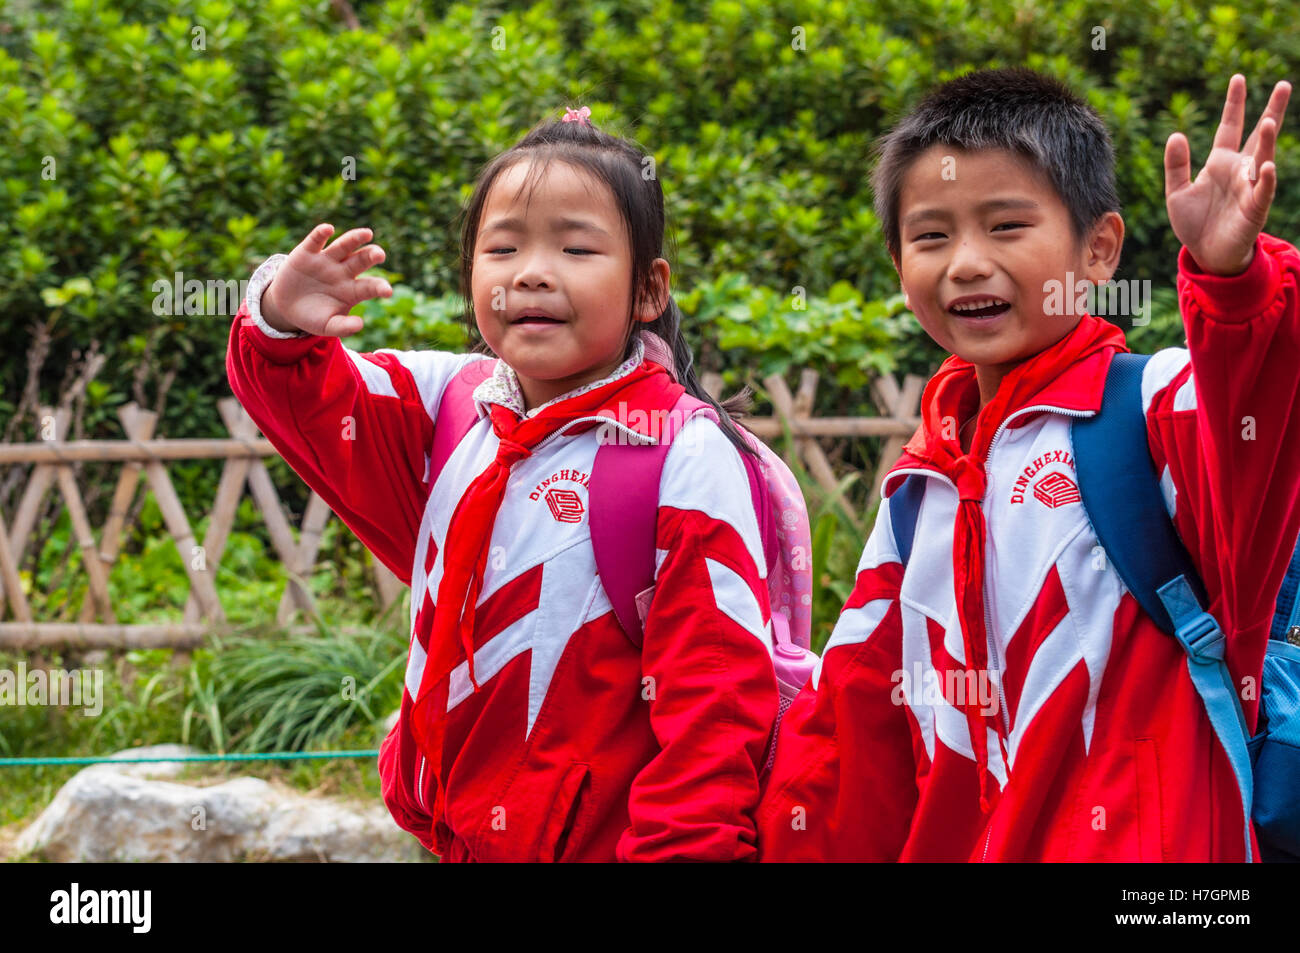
{"left": 410, "top": 416, "right": 652, "bottom": 814}
{"left": 531, "top": 415, "right": 657, "bottom": 454}
{"left": 979, "top": 403, "right": 1095, "bottom": 861}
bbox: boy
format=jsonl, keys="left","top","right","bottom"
{"left": 757, "top": 68, "right": 1298, "bottom": 861}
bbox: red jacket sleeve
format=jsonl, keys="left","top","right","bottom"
{"left": 226, "top": 284, "right": 481, "bottom": 853}
{"left": 226, "top": 299, "right": 480, "bottom": 585}
{"left": 615, "top": 419, "right": 780, "bottom": 862}
{"left": 755, "top": 502, "right": 917, "bottom": 861}
{"left": 1145, "top": 233, "right": 1300, "bottom": 730}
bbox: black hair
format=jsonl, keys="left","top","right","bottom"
{"left": 871, "top": 67, "right": 1121, "bottom": 262}
{"left": 456, "top": 111, "right": 757, "bottom": 458}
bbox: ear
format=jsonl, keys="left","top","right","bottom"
{"left": 1082, "top": 211, "right": 1125, "bottom": 285}
{"left": 635, "top": 258, "right": 671, "bottom": 324}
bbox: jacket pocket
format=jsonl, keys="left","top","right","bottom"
{"left": 538, "top": 762, "right": 592, "bottom": 862}
{"left": 1134, "top": 738, "right": 1164, "bottom": 862}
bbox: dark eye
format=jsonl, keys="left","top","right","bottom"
{"left": 486, "top": 247, "right": 514, "bottom": 255}
{"left": 565, "top": 248, "right": 595, "bottom": 255}
{"left": 912, "top": 232, "right": 946, "bottom": 242}
{"left": 992, "top": 222, "right": 1028, "bottom": 232}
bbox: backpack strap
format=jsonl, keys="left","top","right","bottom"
{"left": 1072, "top": 350, "right": 1254, "bottom": 861}
{"left": 428, "top": 357, "right": 496, "bottom": 487}
{"left": 589, "top": 431, "right": 674, "bottom": 647}
{"left": 590, "top": 394, "right": 774, "bottom": 648}
{"left": 887, "top": 473, "right": 927, "bottom": 566}
{"left": 1270, "top": 540, "right": 1300, "bottom": 642}
{"left": 1072, "top": 353, "right": 1209, "bottom": 630}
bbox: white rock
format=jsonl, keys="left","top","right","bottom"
{"left": 15, "top": 746, "right": 430, "bottom": 863}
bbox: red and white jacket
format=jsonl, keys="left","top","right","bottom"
{"left": 758, "top": 234, "right": 1300, "bottom": 861}
{"left": 226, "top": 264, "right": 779, "bottom": 862}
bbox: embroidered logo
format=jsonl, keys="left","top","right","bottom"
{"left": 1009, "top": 449, "right": 1075, "bottom": 505}
{"left": 544, "top": 488, "right": 585, "bottom": 523}
{"left": 529, "top": 468, "right": 591, "bottom": 501}
{"left": 1032, "top": 472, "right": 1081, "bottom": 508}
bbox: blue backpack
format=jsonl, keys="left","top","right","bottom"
{"left": 888, "top": 352, "right": 1300, "bottom": 862}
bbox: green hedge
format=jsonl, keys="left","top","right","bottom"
{"left": 4, "top": 0, "right": 1297, "bottom": 430}
{"left": 1, "top": 0, "right": 1295, "bottom": 615}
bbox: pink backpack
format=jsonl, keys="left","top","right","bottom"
{"left": 430, "top": 359, "right": 818, "bottom": 770}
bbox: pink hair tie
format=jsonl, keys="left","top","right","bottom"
{"left": 562, "top": 105, "right": 592, "bottom": 125}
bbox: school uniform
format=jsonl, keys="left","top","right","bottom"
{"left": 227, "top": 256, "right": 778, "bottom": 861}
{"left": 757, "top": 234, "right": 1300, "bottom": 861}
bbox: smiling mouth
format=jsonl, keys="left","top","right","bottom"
{"left": 948, "top": 298, "right": 1011, "bottom": 319}
{"left": 511, "top": 312, "right": 566, "bottom": 325}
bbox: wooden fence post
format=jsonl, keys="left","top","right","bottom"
{"left": 372, "top": 560, "right": 403, "bottom": 612}
{"left": 5, "top": 407, "right": 71, "bottom": 574}
{"left": 135, "top": 422, "right": 225, "bottom": 622}
{"left": 182, "top": 398, "right": 253, "bottom": 623}
{"left": 78, "top": 403, "right": 157, "bottom": 622}
{"left": 275, "top": 491, "right": 331, "bottom": 625}
{"left": 764, "top": 372, "right": 862, "bottom": 530}
{"left": 869, "top": 373, "right": 927, "bottom": 503}
{"left": 36, "top": 405, "right": 116, "bottom": 622}
{"left": 0, "top": 510, "right": 32, "bottom": 623}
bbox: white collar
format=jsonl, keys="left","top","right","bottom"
{"left": 471, "top": 335, "right": 647, "bottom": 419}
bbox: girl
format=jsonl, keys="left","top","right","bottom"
{"left": 227, "top": 108, "right": 780, "bottom": 861}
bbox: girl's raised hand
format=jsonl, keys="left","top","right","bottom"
{"left": 262, "top": 224, "right": 394, "bottom": 337}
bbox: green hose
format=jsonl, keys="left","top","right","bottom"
{"left": 0, "top": 750, "right": 379, "bottom": 767}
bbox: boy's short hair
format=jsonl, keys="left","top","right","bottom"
{"left": 871, "top": 67, "right": 1121, "bottom": 262}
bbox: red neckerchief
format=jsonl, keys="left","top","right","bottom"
{"left": 410, "top": 360, "right": 684, "bottom": 812}
{"left": 899, "top": 314, "right": 1128, "bottom": 812}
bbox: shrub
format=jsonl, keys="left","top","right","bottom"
{"left": 1, "top": 0, "right": 1294, "bottom": 617}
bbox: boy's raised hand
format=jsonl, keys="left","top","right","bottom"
{"left": 1165, "top": 75, "right": 1291, "bottom": 276}
{"left": 262, "top": 224, "right": 393, "bottom": 337}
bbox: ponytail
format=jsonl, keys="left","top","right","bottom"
{"left": 642, "top": 299, "right": 759, "bottom": 460}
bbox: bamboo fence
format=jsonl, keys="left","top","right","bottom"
{"left": 0, "top": 369, "right": 924, "bottom": 648}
